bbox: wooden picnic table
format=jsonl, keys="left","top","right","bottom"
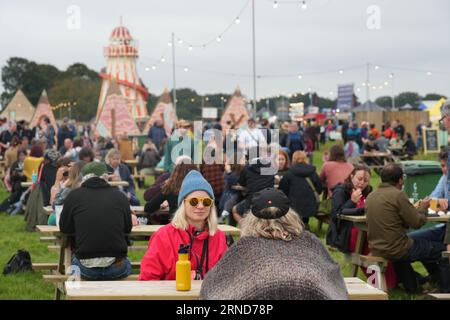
{"left": 64, "top": 277, "right": 387, "bottom": 300}
{"left": 339, "top": 213, "right": 449, "bottom": 283}
{"left": 37, "top": 223, "right": 240, "bottom": 300}
{"left": 358, "top": 152, "right": 396, "bottom": 171}
{"left": 21, "top": 180, "right": 130, "bottom": 188}
{"left": 43, "top": 206, "right": 147, "bottom": 216}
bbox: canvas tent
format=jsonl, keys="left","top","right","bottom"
{"left": 144, "top": 88, "right": 177, "bottom": 136}
{"left": 96, "top": 80, "right": 140, "bottom": 138}
{"left": 1, "top": 89, "right": 35, "bottom": 122}
{"left": 352, "top": 100, "right": 385, "bottom": 112}
{"left": 30, "top": 90, "right": 58, "bottom": 130}
{"left": 220, "top": 87, "right": 249, "bottom": 130}
{"left": 400, "top": 103, "right": 414, "bottom": 110}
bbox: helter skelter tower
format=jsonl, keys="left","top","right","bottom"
{"left": 96, "top": 23, "right": 149, "bottom": 130}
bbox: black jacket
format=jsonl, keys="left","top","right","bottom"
{"left": 59, "top": 177, "right": 132, "bottom": 260}
{"left": 144, "top": 190, "right": 178, "bottom": 216}
{"left": 325, "top": 183, "right": 370, "bottom": 252}
{"left": 238, "top": 160, "right": 275, "bottom": 198}
{"left": 279, "top": 164, "right": 322, "bottom": 218}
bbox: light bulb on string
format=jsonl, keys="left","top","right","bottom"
{"left": 188, "top": 45, "right": 193, "bottom": 51}
{"left": 178, "top": 39, "right": 183, "bottom": 44}
{"left": 389, "top": 73, "right": 394, "bottom": 78}
{"left": 168, "top": 42, "right": 172, "bottom": 47}
{"left": 374, "top": 65, "right": 380, "bottom": 70}
{"left": 384, "top": 81, "right": 389, "bottom": 86}
{"left": 301, "top": 1, "right": 307, "bottom": 10}
{"left": 339, "top": 70, "right": 344, "bottom": 75}
{"left": 145, "top": 66, "right": 150, "bottom": 72}
{"left": 297, "top": 74, "right": 303, "bottom": 79}
{"left": 273, "top": 1, "right": 278, "bottom": 9}
{"left": 235, "top": 17, "right": 240, "bottom": 24}
{"left": 184, "top": 67, "right": 189, "bottom": 72}
{"left": 427, "top": 71, "right": 432, "bottom": 76}
{"left": 160, "top": 57, "right": 166, "bottom": 62}
{"left": 216, "top": 36, "right": 222, "bottom": 42}
{"left": 151, "top": 65, "right": 156, "bottom": 70}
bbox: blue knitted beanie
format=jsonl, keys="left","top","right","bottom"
{"left": 178, "top": 170, "right": 215, "bottom": 206}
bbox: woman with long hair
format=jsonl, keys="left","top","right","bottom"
{"left": 144, "top": 163, "right": 198, "bottom": 224}
{"left": 140, "top": 170, "right": 227, "bottom": 281}
{"left": 200, "top": 188, "right": 348, "bottom": 300}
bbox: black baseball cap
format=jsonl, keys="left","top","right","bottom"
{"left": 251, "top": 188, "right": 290, "bottom": 219}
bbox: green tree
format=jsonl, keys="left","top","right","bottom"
{"left": 394, "top": 92, "right": 421, "bottom": 108}
{"left": 423, "top": 93, "right": 447, "bottom": 100}
{"left": 375, "top": 96, "right": 393, "bottom": 108}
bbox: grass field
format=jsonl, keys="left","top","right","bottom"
{"left": 0, "top": 142, "right": 441, "bottom": 299}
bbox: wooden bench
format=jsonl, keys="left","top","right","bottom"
{"left": 40, "top": 236, "right": 57, "bottom": 243}
{"left": 47, "top": 245, "right": 147, "bottom": 253}
{"left": 428, "top": 293, "right": 450, "bottom": 300}
{"left": 43, "top": 274, "right": 140, "bottom": 283}
{"left": 315, "top": 212, "right": 330, "bottom": 232}
{"left": 35, "top": 261, "right": 141, "bottom": 271}
{"left": 443, "top": 251, "right": 450, "bottom": 259}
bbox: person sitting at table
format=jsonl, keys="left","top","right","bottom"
{"left": 343, "top": 136, "right": 360, "bottom": 164}
{"left": 275, "top": 149, "right": 290, "bottom": 184}
{"left": 403, "top": 133, "right": 417, "bottom": 160}
{"left": 105, "top": 148, "right": 140, "bottom": 206}
{"left": 389, "top": 135, "right": 404, "bottom": 149}
{"left": 39, "top": 149, "right": 62, "bottom": 206}
{"left": 375, "top": 133, "right": 390, "bottom": 153}
{"left": 429, "top": 149, "right": 449, "bottom": 211}
{"left": 0, "top": 148, "right": 28, "bottom": 213}
{"left": 366, "top": 163, "right": 450, "bottom": 293}
{"left": 326, "top": 164, "right": 372, "bottom": 253}
{"left": 78, "top": 147, "right": 95, "bottom": 163}
{"left": 218, "top": 164, "right": 244, "bottom": 224}
{"left": 139, "top": 170, "right": 227, "bottom": 281}
{"left": 144, "top": 162, "right": 198, "bottom": 224}
{"left": 362, "top": 135, "right": 380, "bottom": 166}
{"left": 319, "top": 144, "right": 354, "bottom": 198}
{"left": 47, "top": 160, "right": 86, "bottom": 225}
{"left": 200, "top": 188, "right": 348, "bottom": 300}
{"left": 60, "top": 161, "right": 138, "bottom": 281}
{"left": 231, "top": 146, "right": 275, "bottom": 225}
{"left": 279, "top": 151, "right": 322, "bottom": 230}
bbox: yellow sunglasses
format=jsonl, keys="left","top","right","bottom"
{"left": 185, "top": 197, "right": 213, "bottom": 208}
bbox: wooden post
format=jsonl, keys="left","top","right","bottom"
{"left": 111, "top": 108, "right": 116, "bottom": 139}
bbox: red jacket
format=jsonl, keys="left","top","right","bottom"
{"left": 139, "top": 223, "right": 227, "bottom": 280}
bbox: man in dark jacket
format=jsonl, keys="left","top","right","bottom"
{"left": 147, "top": 119, "right": 167, "bottom": 151}
{"left": 231, "top": 149, "right": 275, "bottom": 224}
{"left": 366, "top": 163, "right": 450, "bottom": 293}
{"left": 60, "top": 162, "right": 135, "bottom": 280}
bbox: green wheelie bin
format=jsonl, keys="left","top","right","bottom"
{"left": 401, "top": 160, "right": 443, "bottom": 203}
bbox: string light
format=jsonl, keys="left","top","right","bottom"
{"left": 427, "top": 71, "right": 432, "bottom": 76}
{"left": 145, "top": 66, "right": 150, "bottom": 72}
{"left": 184, "top": 67, "right": 189, "bottom": 72}
{"left": 151, "top": 65, "right": 156, "bottom": 70}
{"left": 297, "top": 74, "right": 303, "bottom": 79}
{"left": 160, "top": 57, "right": 166, "bottom": 62}
{"left": 374, "top": 65, "right": 380, "bottom": 70}
{"left": 188, "top": 45, "right": 193, "bottom": 51}
{"left": 301, "top": 1, "right": 307, "bottom": 10}
{"left": 168, "top": 42, "right": 172, "bottom": 47}
{"left": 178, "top": 39, "right": 183, "bottom": 44}
{"left": 339, "top": 70, "right": 344, "bottom": 75}
{"left": 235, "top": 17, "right": 240, "bottom": 24}
{"left": 273, "top": 1, "right": 278, "bottom": 9}
{"left": 216, "top": 36, "right": 222, "bottom": 42}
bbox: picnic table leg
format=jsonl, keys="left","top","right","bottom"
{"left": 351, "top": 230, "right": 365, "bottom": 277}
{"left": 54, "top": 237, "right": 66, "bottom": 300}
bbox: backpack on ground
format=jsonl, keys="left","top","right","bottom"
{"left": 3, "top": 250, "right": 33, "bottom": 275}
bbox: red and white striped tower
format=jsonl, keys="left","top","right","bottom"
{"left": 96, "top": 23, "right": 149, "bottom": 128}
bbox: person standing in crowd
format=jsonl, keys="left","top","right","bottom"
{"left": 39, "top": 150, "right": 62, "bottom": 206}
{"left": 105, "top": 149, "right": 140, "bottom": 206}
{"left": 346, "top": 122, "right": 361, "bottom": 145}
{"left": 343, "top": 137, "right": 360, "bottom": 163}
{"left": 369, "top": 123, "right": 380, "bottom": 139}
{"left": 37, "top": 116, "right": 56, "bottom": 150}
{"left": 200, "top": 188, "right": 348, "bottom": 300}
{"left": 144, "top": 163, "right": 198, "bottom": 224}
{"left": 320, "top": 145, "right": 354, "bottom": 198}
{"left": 416, "top": 121, "right": 426, "bottom": 151}
{"left": 4, "top": 136, "right": 20, "bottom": 171}
{"left": 57, "top": 117, "right": 75, "bottom": 150}
{"left": 0, "top": 121, "right": 19, "bottom": 155}
{"left": 59, "top": 138, "right": 73, "bottom": 156}
{"left": 60, "top": 162, "right": 137, "bottom": 280}
{"left": 384, "top": 121, "right": 396, "bottom": 140}
{"left": 394, "top": 119, "right": 405, "bottom": 140}
{"left": 147, "top": 118, "right": 167, "bottom": 151}
{"left": 279, "top": 151, "right": 322, "bottom": 230}
{"left": 375, "top": 132, "right": 390, "bottom": 152}
{"left": 139, "top": 170, "right": 227, "bottom": 281}
{"left": 164, "top": 119, "right": 194, "bottom": 172}
{"left": 280, "top": 122, "right": 305, "bottom": 159}
{"left": 237, "top": 118, "right": 266, "bottom": 158}
{"left": 366, "top": 164, "right": 450, "bottom": 293}
{"left": 341, "top": 121, "right": 349, "bottom": 144}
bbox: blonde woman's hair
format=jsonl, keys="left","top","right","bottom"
{"left": 171, "top": 201, "right": 219, "bottom": 236}
{"left": 105, "top": 149, "right": 121, "bottom": 165}
{"left": 292, "top": 150, "right": 308, "bottom": 165}
{"left": 240, "top": 208, "right": 303, "bottom": 241}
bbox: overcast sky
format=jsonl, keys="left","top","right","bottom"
{"left": 1, "top": 0, "right": 449, "bottom": 103}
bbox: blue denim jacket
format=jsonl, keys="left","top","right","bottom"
{"left": 430, "top": 174, "right": 448, "bottom": 198}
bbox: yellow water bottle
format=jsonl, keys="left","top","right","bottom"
{"left": 176, "top": 244, "right": 191, "bottom": 291}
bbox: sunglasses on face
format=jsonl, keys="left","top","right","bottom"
{"left": 185, "top": 197, "right": 213, "bottom": 208}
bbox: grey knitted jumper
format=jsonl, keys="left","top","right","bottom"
{"left": 200, "top": 231, "right": 349, "bottom": 300}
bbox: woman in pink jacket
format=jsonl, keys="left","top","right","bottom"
{"left": 139, "top": 170, "right": 228, "bottom": 280}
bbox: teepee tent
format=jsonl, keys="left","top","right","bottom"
{"left": 352, "top": 100, "right": 385, "bottom": 112}
{"left": 144, "top": 88, "right": 177, "bottom": 136}
{"left": 220, "top": 87, "right": 249, "bottom": 130}
{"left": 96, "top": 80, "right": 140, "bottom": 138}
{"left": 1, "top": 89, "right": 35, "bottom": 122}
{"left": 30, "top": 90, "right": 58, "bottom": 129}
